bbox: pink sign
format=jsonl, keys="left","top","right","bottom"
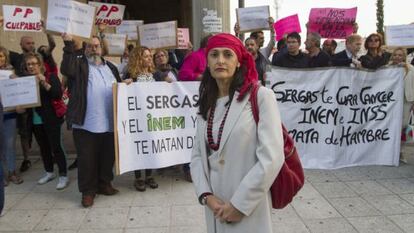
{"left": 177, "top": 28, "right": 190, "bottom": 49}
{"left": 273, "top": 14, "right": 301, "bottom": 41}
{"left": 308, "top": 7, "right": 357, "bottom": 39}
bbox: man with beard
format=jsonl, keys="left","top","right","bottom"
{"left": 245, "top": 37, "right": 269, "bottom": 86}
{"left": 61, "top": 34, "right": 121, "bottom": 208}
{"left": 305, "top": 32, "right": 331, "bottom": 67}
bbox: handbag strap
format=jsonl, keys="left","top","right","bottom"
{"left": 249, "top": 84, "right": 260, "bottom": 124}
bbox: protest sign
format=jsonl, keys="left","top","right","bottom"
{"left": 0, "top": 76, "right": 40, "bottom": 111}
{"left": 114, "top": 82, "right": 199, "bottom": 174}
{"left": 2, "top": 5, "right": 41, "bottom": 32}
{"left": 46, "top": 0, "right": 96, "bottom": 39}
{"left": 236, "top": 5, "right": 270, "bottom": 33}
{"left": 308, "top": 7, "right": 357, "bottom": 39}
{"left": 0, "top": 70, "right": 13, "bottom": 81}
{"left": 177, "top": 28, "right": 190, "bottom": 49}
{"left": 266, "top": 67, "right": 404, "bottom": 169}
{"left": 137, "top": 21, "right": 177, "bottom": 49}
{"left": 385, "top": 24, "right": 414, "bottom": 47}
{"left": 273, "top": 14, "right": 301, "bottom": 41}
{"left": 105, "top": 33, "right": 127, "bottom": 56}
{"left": 202, "top": 8, "right": 222, "bottom": 33}
{"left": 88, "top": 2, "right": 125, "bottom": 27}
{"left": 116, "top": 20, "right": 143, "bottom": 41}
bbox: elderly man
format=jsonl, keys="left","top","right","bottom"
{"left": 305, "top": 32, "right": 331, "bottom": 67}
{"left": 61, "top": 34, "right": 121, "bottom": 208}
{"left": 331, "top": 34, "right": 363, "bottom": 68}
{"left": 245, "top": 37, "right": 270, "bottom": 86}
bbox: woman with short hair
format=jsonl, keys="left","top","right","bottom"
{"left": 360, "top": 33, "right": 391, "bottom": 69}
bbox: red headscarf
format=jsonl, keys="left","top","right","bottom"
{"left": 205, "top": 33, "right": 258, "bottom": 101}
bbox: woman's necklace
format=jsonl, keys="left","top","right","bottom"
{"left": 207, "top": 100, "right": 231, "bottom": 164}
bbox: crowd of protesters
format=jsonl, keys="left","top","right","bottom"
{"left": 0, "top": 16, "right": 414, "bottom": 214}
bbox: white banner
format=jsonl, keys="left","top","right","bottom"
{"left": 266, "top": 67, "right": 404, "bottom": 169}
{"left": 138, "top": 21, "right": 177, "bottom": 49}
{"left": 236, "top": 5, "right": 270, "bottom": 33}
{"left": 88, "top": 2, "right": 125, "bottom": 27}
{"left": 3, "top": 5, "right": 41, "bottom": 32}
{"left": 105, "top": 33, "right": 127, "bottom": 56}
{"left": 0, "top": 70, "right": 13, "bottom": 81}
{"left": 115, "top": 82, "right": 199, "bottom": 174}
{"left": 0, "top": 76, "right": 40, "bottom": 109}
{"left": 46, "top": 0, "right": 95, "bottom": 39}
{"left": 385, "top": 24, "right": 414, "bottom": 47}
{"left": 116, "top": 20, "right": 143, "bottom": 40}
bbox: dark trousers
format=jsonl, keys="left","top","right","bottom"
{"left": 33, "top": 123, "right": 67, "bottom": 176}
{"left": 134, "top": 169, "right": 152, "bottom": 179}
{"left": 0, "top": 102, "right": 4, "bottom": 214}
{"left": 73, "top": 128, "right": 115, "bottom": 195}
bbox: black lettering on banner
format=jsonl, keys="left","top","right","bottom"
{"left": 289, "top": 128, "right": 319, "bottom": 143}
{"left": 146, "top": 95, "right": 198, "bottom": 109}
{"left": 134, "top": 140, "right": 149, "bottom": 155}
{"left": 299, "top": 106, "right": 339, "bottom": 125}
{"left": 339, "top": 126, "right": 390, "bottom": 146}
{"left": 151, "top": 137, "right": 184, "bottom": 153}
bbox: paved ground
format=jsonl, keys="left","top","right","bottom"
{"left": 1, "top": 144, "right": 413, "bottom": 233}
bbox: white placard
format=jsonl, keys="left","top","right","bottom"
{"left": 266, "top": 67, "right": 404, "bottom": 169}
{"left": 138, "top": 21, "right": 177, "bottom": 49}
{"left": 105, "top": 33, "right": 127, "bottom": 56}
{"left": 46, "top": 0, "right": 95, "bottom": 39}
{"left": 0, "top": 76, "right": 40, "bottom": 109}
{"left": 3, "top": 5, "right": 42, "bottom": 32}
{"left": 236, "top": 5, "right": 270, "bottom": 33}
{"left": 385, "top": 24, "right": 414, "bottom": 47}
{"left": 0, "top": 70, "right": 13, "bottom": 81}
{"left": 202, "top": 8, "right": 222, "bottom": 33}
{"left": 88, "top": 2, "right": 125, "bottom": 27}
{"left": 116, "top": 20, "right": 143, "bottom": 40}
{"left": 115, "top": 82, "right": 199, "bottom": 174}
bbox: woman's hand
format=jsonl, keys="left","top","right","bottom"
{"left": 206, "top": 195, "right": 225, "bottom": 217}
{"left": 15, "top": 106, "right": 25, "bottom": 114}
{"left": 123, "top": 78, "right": 133, "bottom": 85}
{"left": 219, "top": 202, "right": 244, "bottom": 223}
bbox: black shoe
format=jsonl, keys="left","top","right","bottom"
{"left": 68, "top": 159, "right": 78, "bottom": 170}
{"left": 145, "top": 177, "right": 159, "bottom": 189}
{"left": 19, "top": 160, "right": 31, "bottom": 172}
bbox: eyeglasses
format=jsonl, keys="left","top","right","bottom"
{"left": 155, "top": 54, "right": 166, "bottom": 59}
{"left": 369, "top": 38, "right": 380, "bottom": 42}
{"left": 26, "top": 62, "right": 39, "bottom": 67}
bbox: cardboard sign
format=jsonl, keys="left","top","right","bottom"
{"left": 105, "top": 33, "right": 127, "bottom": 56}
{"left": 236, "top": 5, "right": 270, "bottom": 33}
{"left": 273, "top": 14, "right": 301, "bottom": 41}
{"left": 202, "top": 8, "right": 222, "bottom": 33}
{"left": 308, "top": 7, "right": 357, "bottom": 39}
{"left": 138, "top": 21, "right": 177, "bottom": 49}
{"left": 46, "top": 0, "right": 96, "bottom": 39}
{"left": 385, "top": 24, "right": 414, "bottom": 48}
{"left": 88, "top": 2, "right": 125, "bottom": 27}
{"left": 116, "top": 20, "right": 144, "bottom": 41}
{"left": 2, "top": 5, "right": 41, "bottom": 32}
{"left": 0, "top": 70, "right": 13, "bottom": 81}
{"left": 177, "top": 28, "right": 190, "bottom": 49}
{"left": 0, "top": 76, "right": 40, "bottom": 110}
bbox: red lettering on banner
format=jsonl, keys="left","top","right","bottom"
{"left": 97, "top": 5, "right": 109, "bottom": 16}
{"left": 95, "top": 18, "right": 122, "bottom": 26}
{"left": 5, "top": 21, "right": 41, "bottom": 31}
{"left": 24, "top": 8, "right": 33, "bottom": 18}
{"left": 13, "top": 8, "right": 22, "bottom": 17}
{"left": 107, "top": 6, "right": 119, "bottom": 17}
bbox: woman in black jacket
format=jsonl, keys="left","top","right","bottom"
{"left": 360, "top": 33, "right": 391, "bottom": 69}
{"left": 22, "top": 53, "right": 69, "bottom": 190}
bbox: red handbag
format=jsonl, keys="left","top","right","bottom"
{"left": 249, "top": 84, "right": 305, "bottom": 209}
{"left": 45, "top": 74, "right": 67, "bottom": 118}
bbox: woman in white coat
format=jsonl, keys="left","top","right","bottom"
{"left": 190, "top": 33, "right": 284, "bottom": 233}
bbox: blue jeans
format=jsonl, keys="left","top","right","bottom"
{"left": 1, "top": 118, "right": 17, "bottom": 172}
{"left": 0, "top": 102, "right": 5, "bottom": 215}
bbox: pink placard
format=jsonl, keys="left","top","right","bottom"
{"left": 273, "top": 14, "right": 301, "bottom": 41}
{"left": 308, "top": 7, "right": 357, "bottom": 39}
{"left": 177, "top": 28, "right": 190, "bottom": 49}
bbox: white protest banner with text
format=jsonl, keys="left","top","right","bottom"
{"left": 46, "top": 0, "right": 95, "bottom": 39}
{"left": 88, "top": 2, "right": 125, "bottom": 27}
{"left": 385, "top": 24, "right": 414, "bottom": 47}
{"left": 236, "top": 5, "right": 270, "bottom": 33}
{"left": 105, "top": 33, "right": 127, "bottom": 56}
{"left": 138, "top": 21, "right": 177, "bottom": 49}
{"left": 0, "top": 76, "right": 40, "bottom": 109}
{"left": 0, "top": 70, "right": 13, "bottom": 81}
{"left": 116, "top": 20, "right": 143, "bottom": 41}
{"left": 3, "top": 5, "right": 41, "bottom": 32}
{"left": 266, "top": 67, "right": 404, "bottom": 169}
{"left": 115, "top": 82, "right": 199, "bottom": 174}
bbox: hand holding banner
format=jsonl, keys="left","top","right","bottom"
{"left": 138, "top": 21, "right": 178, "bottom": 49}
{"left": 3, "top": 5, "right": 41, "bottom": 32}
{"left": 236, "top": 5, "right": 270, "bottom": 33}
{"left": 88, "top": 2, "right": 125, "bottom": 27}
{"left": 273, "top": 14, "right": 301, "bottom": 41}
{"left": 308, "top": 7, "right": 357, "bottom": 39}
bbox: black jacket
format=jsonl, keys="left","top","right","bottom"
{"left": 331, "top": 50, "right": 352, "bottom": 67}
{"left": 359, "top": 52, "right": 391, "bottom": 69}
{"left": 309, "top": 50, "right": 331, "bottom": 68}
{"left": 255, "top": 52, "right": 270, "bottom": 86}
{"left": 271, "top": 51, "right": 309, "bottom": 68}
{"left": 61, "top": 41, "right": 121, "bottom": 127}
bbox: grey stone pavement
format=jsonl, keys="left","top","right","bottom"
{"left": 1, "top": 144, "right": 413, "bottom": 233}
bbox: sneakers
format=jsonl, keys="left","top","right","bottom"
{"left": 56, "top": 176, "right": 69, "bottom": 190}
{"left": 38, "top": 172, "right": 56, "bottom": 185}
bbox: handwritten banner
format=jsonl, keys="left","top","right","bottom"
{"left": 385, "top": 24, "right": 414, "bottom": 47}
{"left": 3, "top": 5, "right": 41, "bottom": 32}
{"left": 202, "top": 8, "right": 222, "bottom": 33}
{"left": 116, "top": 20, "right": 143, "bottom": 41}
{"left": 308, "top": 7, "right": 357, "bottom": 39}
{"left": 114, "top": 82, "right": 199, "bottom": 174}
{"left": 177, "top": 28, "right": 190, "bottom": 49}
{"left": 0, "top": 76, "right": 40, "bottom": 110}
{"left": 236, "top": 5, "right": 270, "bottom": 33}
{"left": 266, "top": 67, "right": 404, "bottom": 169}
{"left": 105, "top": 33, "right": 127, "bottom": 56}
{"left": 88, "top": 2, "right": 125, "bottom": 27}
{"left": 46, "top": 0, "right": 95, "bottom": 39}
{"left": 137, "top": 21, "right": 177, "bottom": 49}
{"left": 274, "top": 14, "right": 301, "bottom": 41}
